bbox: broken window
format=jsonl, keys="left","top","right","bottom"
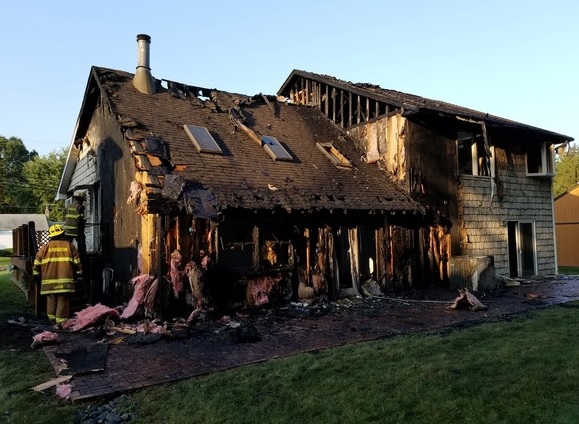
{"left": 457, "top": 132, "right": 492, "bottom": 177}
{"left": 183, "top": 125, "right": 223, "bottom": 154}
{"left": 526, "top": 142, "right": 554, "bottom": 176}
{"left": 316, "top": 142, "right": 353, "bottom": 169}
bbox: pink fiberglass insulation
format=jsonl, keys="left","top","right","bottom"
{"left": 184, "top": 261, "right": 204, "bottom": 308}
{"left": 63, "top": 304, "right": 121, "bottom": 332}
{"left": 56, "top": 383, "right": 72, "bottom": 399}
{"left": 127, "top": 181, "right": 143, "bottom": 204}
{"left": 31, "top": 331, "right": 59, "bottom": 348}
{"left": 246, "top": 275, "right": 283, "bottom": 307}
{"left": 169, "top": 250, "right": 184, "bottom": 298}
{"left": 120, "top": 274, "right": 154, "bottom": 319}
{"left": 143, "top": 278, "right": 159, "bottom": 316}
{"left": 136, "top": 320, "right": 167, "bottom": 334}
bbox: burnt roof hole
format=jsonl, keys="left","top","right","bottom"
{"left": 312, "top": 194, "right": 322, "bottom": 201}
{"left": 327, "top": 195, "right": 334, "bottom": 201}
{"left": 254, "top": 195, "right": 264, "bottom": 201}
{"left": 197, "top": 90, "right": 210, "bottom": 101}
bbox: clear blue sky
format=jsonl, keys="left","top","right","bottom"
{"left": 1, "top": 0, "right": 577, "bottom": 156}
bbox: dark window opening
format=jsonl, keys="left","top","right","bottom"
{"left": 457, "top": 133, "right": 490, "bottom": 176}
{"left": 526, "top": 142, "right": 554, "bottom": 176}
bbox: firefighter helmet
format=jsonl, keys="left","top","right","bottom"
{"left": 49, "top": 224, "right": 65, "bottom": 238}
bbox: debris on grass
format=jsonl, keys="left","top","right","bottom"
{"left": 449, "top": 288, "right": 488, "bottom": 311}
{"left": 31, "top": 375, "right": 72, "bottom": 392}
{"left": 56, "top": 383, "right": 72, "bottom": 399}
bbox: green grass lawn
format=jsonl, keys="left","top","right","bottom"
{"left": 1, "top": 269, "right": 578, "bottom": 423}
{"left": 558, "top": 266, "right": 579, "bottom": 275}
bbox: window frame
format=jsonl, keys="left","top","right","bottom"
{"left": 457, "top": 132, "right": 494, "bottom": 177}
{"left": 525, "top": 142, "right": 555, "bottom": 177}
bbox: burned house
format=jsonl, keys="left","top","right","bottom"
{"left": 56, "top": 34, "right": 572, "bottom": 318}
{"left": 56, "top": 35, "right": 424, "bottom": 316}
{"left": 277, "top": 70, "right": 573, "bottom": 286}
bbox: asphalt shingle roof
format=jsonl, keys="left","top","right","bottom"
{"left": 93, "top": 67, "right": 422, "bottom": 215}
{"left": 278, "top": 69, "right": 573, "bottom": 142}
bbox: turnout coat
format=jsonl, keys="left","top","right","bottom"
{"left": 33, "top": 239, "right": 82, "bottom": 295}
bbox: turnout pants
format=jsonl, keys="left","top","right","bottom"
{"left": 46, "top": 294, "right": 70, "bottom": 324}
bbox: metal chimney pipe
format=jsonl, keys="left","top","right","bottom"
{"left": 133, "top": 34, "right": 156, "bottom": 95}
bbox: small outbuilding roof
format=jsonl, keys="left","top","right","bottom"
{"left": 0, "top": 214, "right": 49, "bottom": 231}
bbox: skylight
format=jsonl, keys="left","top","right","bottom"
{"left": 183, "top": 125, "right": 223, "bottom": 154}
{"left": 261, "top": 136, "right": 293, "bottom": 161}
{"left": 316, "top": 142, "right": 353, "bottom": 169}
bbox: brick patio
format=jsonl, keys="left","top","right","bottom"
{"left": 40, "top": 279, "right": 579, "bottom": 401}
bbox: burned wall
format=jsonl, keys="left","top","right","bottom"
{"left": 90, "top": 97, "right": 143, "bottom": 288}
{"left": 346, "top": 114, "right": 407, "bottom": 180}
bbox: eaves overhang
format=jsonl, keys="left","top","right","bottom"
{"left": 56, "top": 67, "right": 103, "bottom": 200}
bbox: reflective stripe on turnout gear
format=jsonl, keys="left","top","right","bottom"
{"left": 33, "top": 239, "right": 82, "bottom": 295}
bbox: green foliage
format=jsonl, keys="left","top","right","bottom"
{"left": 554, "top": 144, "right": 579, "bottom": 196}
{"left": 0, "top": 136, "right": 67, "bottom": 217}
{"left": 0, "top": 248, "right": 13, "bottom": 257}
{"left": 0, "top": 136, "right": 38, "bottom": 213}
{"left": 22, "top": 147, "right": 68, "bottom": 221}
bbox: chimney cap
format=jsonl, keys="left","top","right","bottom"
{"left": 137, "top": 34, "right": 151, "bottom": 41}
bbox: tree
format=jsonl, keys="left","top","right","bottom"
{"left": 554, "top": 144, "right": 579, "bottom": 197}
{"left": 23, "top": 147, "right": 68, "bottom": 220}
{"left": 0, "top": 136, "right": 38, "bottom": 213}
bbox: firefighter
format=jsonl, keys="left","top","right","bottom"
{"left": 64, "top": 191, "right": 86, "bottom": 256}
{"left": 33, "top": 224, "right": 82, "bottom": 328}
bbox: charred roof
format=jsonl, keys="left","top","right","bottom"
{"left": 278, "top": 69, "right": 573, "bottom": 143}
{"left": 88, "top": 67, "right": 423, "bottom": 217}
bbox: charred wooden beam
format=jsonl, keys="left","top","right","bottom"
{"left": 348, "top": 92, "right": 352, "bottom": 127}
{"left": 252, "top": 225, "right": 260, "bottom": 270}
{"left": 304, "top": 228, "right": 311, "bottom": 284}
{"left": 324, "top": 84, "right": 329, "bottom": 117}
{"left": 332, "top": 87, "right": 336, "bottom": 124}
{"left": 229, "top": 108, "right": 262, "bottom": 146}
{"left": 340, "top": 90, "right": 344, "bottom": 128}
{"left": 261, "top": 93, "right": 274, "bottom": 113}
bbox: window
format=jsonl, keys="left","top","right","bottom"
{"left": 261, "top": 136, "right": 293, "bottom": 161}
{"left": 183, "top": 125, "right": 223, "bottom": 154}
{"left": 316, "top": 142, "right": 353, "bottom": 169}
{"left": 457, "top": 132, "right": 493, "bottom": 177}
{"left": 526, "top": 142, "right": 554, "bottom": 176}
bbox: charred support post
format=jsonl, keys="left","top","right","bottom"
{"left": 157, "top": 215, "right": 163, "bottom": 315}
{"left": 214, "top": 226, "right": 219, "bottom": 264}
{"left": 304, "top": 228, "right": 311, "bottom": 284}
{"left": 252, "top": 225, "right": 260, "bottom": 270}
{"left": 348, "top": 92, "right": 352, "bottom": 127}
{"left": 332, "top": 88, "right": 336, "bottom": 124}
{"left": 348, "top": 227, "right": 360, "bottom": 293}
